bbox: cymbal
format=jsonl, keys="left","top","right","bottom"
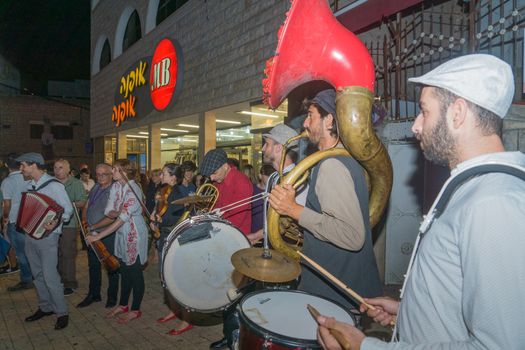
{"left": 231, "top": 247, "right": 301, "bottom": 283}
{"left": 171, "top": 195, "right": 214, "bottom": 205}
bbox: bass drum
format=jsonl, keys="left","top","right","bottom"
{"left": 161, "top": 214, "right": 250, "bottom": 313}
{"left": 238, "top": 290, "right": 356, "bottom": 349}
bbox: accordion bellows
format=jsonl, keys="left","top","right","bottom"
{"left": 17, "top": 192, "right": 64, "bottom": 239}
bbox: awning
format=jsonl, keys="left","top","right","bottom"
{"left": 336, "top": 0, "right": 423, "bottom": 33}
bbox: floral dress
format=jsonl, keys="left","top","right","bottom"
{"left": 105, "top": 180, "right": 148, "bottom": 265}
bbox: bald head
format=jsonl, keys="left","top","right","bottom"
{"left": 54, "top": 159, "right": 71, "bottom": 181}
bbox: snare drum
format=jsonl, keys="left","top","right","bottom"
{"left": 161, "top": 215, "right": 250, "bottom": 313}
{"left": 238, "top": 290, "right": 355, "bottom": 349}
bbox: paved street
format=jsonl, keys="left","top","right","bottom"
{"left": 0, "top": 250, "right": 223, "bottom": 350}
{"left": 0, "top": 247, "right": 394, "bottom": 350}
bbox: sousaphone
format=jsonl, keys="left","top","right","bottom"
{"left": 263, "top": 0, "right": 393, "bottom": 260}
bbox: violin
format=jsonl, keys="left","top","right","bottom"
{"left": 73, "top": 204, "right": 120, "bottom": 272}
{"left": 84, "top": 223, "right": 120, "bottom": 271}
{"left": 152, "top": 184, "right": 173, "bottom": 239}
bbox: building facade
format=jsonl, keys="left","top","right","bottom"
{"left": 90, "top": 0, "right": 290, "bottom": 171}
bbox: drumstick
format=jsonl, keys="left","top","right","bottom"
{"left": 307, "top": 304, "right": 351, "bottom": 350}
{"left": 297, "top": 251, "right": 376, "bottom": 311}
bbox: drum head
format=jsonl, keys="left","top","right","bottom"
{"left": 162, "top": 217, "right": 250, "bottom": 313}
{"left": 240, "top": 290, "right": 355, "bottom": 343}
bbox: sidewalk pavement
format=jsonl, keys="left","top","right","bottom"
{"left": 0, "top": 250, "right": 223, "bottom": 350}
{"left": 0, "top": 249, "right": 396, "bottom": 349}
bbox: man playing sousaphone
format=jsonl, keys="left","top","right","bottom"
{"left": 269, "top": 90, "right": 383, "bottom": 319}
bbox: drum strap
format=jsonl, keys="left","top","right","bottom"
{"left": 394, "top": 162, "right": 525, "bottom": 342}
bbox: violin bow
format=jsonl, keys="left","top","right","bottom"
{"left": 117, "top": 168, "right": 152, "bottom": 218}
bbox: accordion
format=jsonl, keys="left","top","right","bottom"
{"left": 16, "top": 192, "right": 64, "bottom": 239}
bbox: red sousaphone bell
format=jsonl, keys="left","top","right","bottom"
{"left": 263, "top": 0, "right": 375, "bottom": 108}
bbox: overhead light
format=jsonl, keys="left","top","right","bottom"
{"left": 257, "top": 107, "right": 287, "bottom": 115}
{"left": 126, "top": 134, "right": 148, "bottom": 139}
{"left": 178, "top": 124, "right": 199, "bottom": 128}
{"left": 216, "top": 119, "right": 241, "bottom": 124}
{"left": 238, "top": 111, "right": 279, "bottom": 118}
{"left": 161, "top": 128, "right": 189, "bottom": 133}
{"left": 140, "top": 131, "right": 169, "bottom": 136}
{"left": 217, "top": 134, "right": 245, "bottom": 138}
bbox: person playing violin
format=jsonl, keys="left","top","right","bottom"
{"left": 149, "top": 163, "right": 193, "bottom": 335}
{"left": 87, "top": 159, "right": 148, "bottom": 324}
{"left": 77, "top": 163, "right": 120, "bottom": 309}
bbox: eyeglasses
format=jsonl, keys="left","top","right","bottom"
{"left": 96, "top": 173, "right": 111, "bottom": 177}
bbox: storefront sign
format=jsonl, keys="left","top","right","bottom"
{"left": 150, "top": 39, "right": 180, "bottom": 111}
{"left": 112, "top": 60, "right": 151, "bottom": 127}
{"left": 111, "top": 38, "right": 184, "bottom": 127}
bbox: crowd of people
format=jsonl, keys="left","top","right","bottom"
{"left": 0, "top": 147, "right": 272, "bottom": 335}
{"left": 1, "top": 53, "right": 524, "bottom": 349}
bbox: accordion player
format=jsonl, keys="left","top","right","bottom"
{"left": 16, "top": 192, "right": 64, "bottom": 239}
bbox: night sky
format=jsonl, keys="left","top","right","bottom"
{"left": 0, "top": 0, "right": 90, "bottom": 93}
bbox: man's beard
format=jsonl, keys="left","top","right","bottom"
{"left": 420, "top": 114, "right": 458, "bottom": 167}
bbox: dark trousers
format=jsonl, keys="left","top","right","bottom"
{"left": 58, "top": 227, "right": 78, "bottom": 288}
{"left": 87, "top": 234, "right": 119, "bottom": 303}
{"left": 119, "top": 258, "right": 145, "bottom": 311}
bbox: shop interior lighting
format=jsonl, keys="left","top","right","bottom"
{"left": 160, "top": 128, "right": 189, "bottom": 133}
{"left": 216, "top": 119, "right": 242, "bottom": 124}
{"left": 126, "top": 134, "right": 148, "bottom": 139}
{"left": 257, "top": 107, "right": 287, "bottom": 114}
{"left": 238, "top": 111, "right": 279, "bottom": 118}
{"left": 177, "top": 124, "right": 199, "bottom": 128}
{"left": 139, "top": 131, "right": 168, "bottom": 136}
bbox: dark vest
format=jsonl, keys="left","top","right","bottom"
{"left": 86, "top": 182, "right": 116, "bottom": 250}
{"left": 299, "top": 156, "right": 382, "bottom": 310}
{"left": 86, "top": 183, "right": 111, "bottom": 225}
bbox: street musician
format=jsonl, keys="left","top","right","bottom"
{"left": 77, "top": 163, "right": 119, "bottom": 309}
{"left": 149, "top": 163, "right": 192, "bottom": 335}
{"left": 269, "top": 90, "right": 383, "bottom": 316}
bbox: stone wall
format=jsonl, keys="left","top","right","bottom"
{"left": 0, "top": 95, "right": 92, "bottom": 168}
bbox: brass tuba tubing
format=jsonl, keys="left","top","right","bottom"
{"left": 267, "top": 87, "right": 393, "bottom": 261}
{"left": 278, "top": 130, "right": 309, "bottom": 179}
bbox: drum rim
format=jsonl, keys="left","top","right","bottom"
{"left": 238, "top": 289, "right": 355, "bottom": 348}
{"left": 160, "top": 214, "right": 250, "bottom": 313}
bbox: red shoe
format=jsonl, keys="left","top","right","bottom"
{"left": 105, "top": 305, "right": 128, "bottom": 319}
{"left": 167, "top": 323, "right": 193, "bottom": 335}
{"left": 117, "top": 310, "right": 142, "bottom": 324}
{"left": 156, "top": 313, "right": 177, "bottom": 324}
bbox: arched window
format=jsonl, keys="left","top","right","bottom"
{"left": 99, "top": 39, "right": 111, "bottom": 70}
{"left": 123, "top": 10, "right": 142, "bottom": 51}
{"left": 156, "top": 0, "right": 189, "bottom": 25}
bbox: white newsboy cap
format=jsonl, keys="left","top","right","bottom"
{"left": 408, "top": 54, "right": 514, "bottom": 118}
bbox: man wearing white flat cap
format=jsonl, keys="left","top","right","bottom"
{"left": 317, "top": 54, "right": 525, "bottom": 349}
